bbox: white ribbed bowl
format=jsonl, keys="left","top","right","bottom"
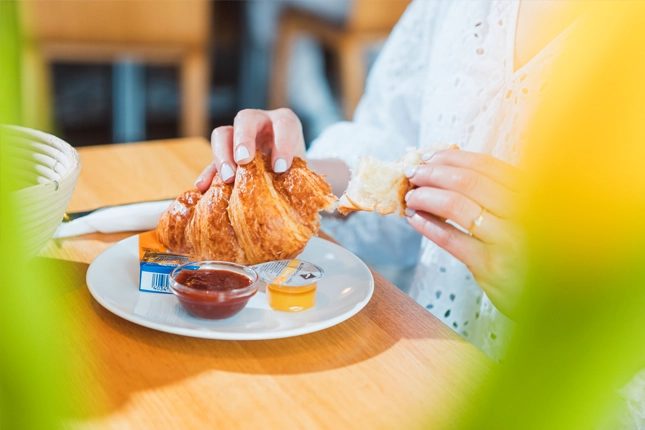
{"left": 4, "top": 125, "right": 81, "bottom": 258}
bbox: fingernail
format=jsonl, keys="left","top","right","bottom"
{"left": 405, "top": 190, "right": 413, "bottom": 202}
{"left": 221, "top": 163, "right": 234, "bottom": 182}
{"left": 194, "top": 177, "right": 203, "bottom": 188}
{"left": 405, "top": 166, "right": 417, "bottom": 178}
{"left": 405, "top": 207, "right": 416, "bottom": 217}
{"left": 274, "top": 158, "right": 288, "bottom": 173}
{"left": 235, "top": 146, "right": 250, "bottom": 162}
{"left": 421, "top": 151, "right": 435, "bottom": 162}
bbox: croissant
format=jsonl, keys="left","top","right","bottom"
{"left": 157, "top": 153, "right": 337, "bottom": 265}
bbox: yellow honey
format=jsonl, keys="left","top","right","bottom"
{"left": 266, "top": 282, "right": 317, "bottom": 312}
{"left": 252, "top": 259, "right": 324, "bottom": 313}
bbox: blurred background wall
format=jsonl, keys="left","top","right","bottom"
{"left": 20, "top": 0, "right": 411, "bottom": 147}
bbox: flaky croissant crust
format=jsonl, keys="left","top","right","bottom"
{"left": 157, "top": 154, "right": 336, "bottom": 265}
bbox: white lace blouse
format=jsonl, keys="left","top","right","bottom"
{"left": 307, "top": 0, "right": 570, "bottom": 362}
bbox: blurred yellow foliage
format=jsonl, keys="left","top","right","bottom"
{"left": 458, "top": 3, "right": 645, "bottom": 429}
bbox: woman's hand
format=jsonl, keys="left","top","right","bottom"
{"left": 195, "top": 108, "right": 307, "bottom": 191}
{"left": 404, "top": 150, "right": 526, "bottom": 317}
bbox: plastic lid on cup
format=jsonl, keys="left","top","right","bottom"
{"left": 251, "top": 259, "right": 324, "bottom": 286}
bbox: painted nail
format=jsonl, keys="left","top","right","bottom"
{"left": 220, "top": 163, "right": 235, "bottom": 182}
{"left": 274, "top": 158, "right": 288, "bottom": 173}
{"left": 194, "top": 177, "right": 203, "bottom": 188}
{"left": 421, "top": 151, "right": 435, "bottom": 162}
{"left": 235, "top": 146, "right": 250, "bottom": 162}
{"left": 405, "top": 166, "right": 417, "bottom": 178}
{"left": 405, "top": 207, "right": 416, "bottom": 217}
{"left": 405, "top": 190, "right": 413, "bottom": 202}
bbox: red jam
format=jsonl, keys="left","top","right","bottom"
{"left": 172, "top": 269, "right": 256, "bottom": 320}
{"left": 175, "top": 269, "right": 252, "bottom": 292}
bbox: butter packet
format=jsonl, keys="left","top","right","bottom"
{"left": 138, "top": 230, "right": 196, "bottom": 294}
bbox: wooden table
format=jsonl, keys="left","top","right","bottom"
{"left": 40, "top": 138, "right": 492, "bottom": 429}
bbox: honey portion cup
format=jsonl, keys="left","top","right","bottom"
{"left": 252, "top": 260, "right": 324, "bottom": 312}
{"left": 266, "top": 282, "right": 318, "bottom": 312}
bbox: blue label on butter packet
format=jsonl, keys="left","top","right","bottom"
{"left": 139, "top": 251, "right": 193, "bottom": 294}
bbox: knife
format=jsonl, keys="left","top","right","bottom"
{"left": 54, "top": 199, "right": 175, "bottom": 238}
{"left": 62, "top": 198, "right": 175, "bottom": 222}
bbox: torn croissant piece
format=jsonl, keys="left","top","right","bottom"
{"left": 337, "top": 144, "right": 459, "bottom": 216}
{"left": 157, "top": 153, "right": 337, "bottom": 265}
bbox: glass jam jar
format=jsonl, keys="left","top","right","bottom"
{"left": 169, "top": 261, "right": 259, "bottom": 319}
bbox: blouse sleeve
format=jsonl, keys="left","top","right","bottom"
{"left": 306, "top": 0, "right": 441, "bottom": 268}
{"left": 307, "top": 0, "right": 440, "bottom": 167}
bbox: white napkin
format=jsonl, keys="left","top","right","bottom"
{"left": 53, "top": 200, "right": 173, "bottom": 238}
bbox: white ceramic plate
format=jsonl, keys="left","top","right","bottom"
{"left": 86, "top": 236, "right": 374, "bottom": 340}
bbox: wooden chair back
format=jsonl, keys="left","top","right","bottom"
{"left": 347, "top": 0, "right": 411, "bottom": 32}
{"left": 22, "top": 0, "right": 210, "bottom": 47}
{"left": 20, "top": 0, "right": 211, "bottom": 138}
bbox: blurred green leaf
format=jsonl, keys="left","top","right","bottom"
{"left": 0, "top": 1, "right": 76, "bottom": 428}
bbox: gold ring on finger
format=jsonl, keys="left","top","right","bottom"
{"left": 468, "top": 208, "right": 487, "bottom": 237}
